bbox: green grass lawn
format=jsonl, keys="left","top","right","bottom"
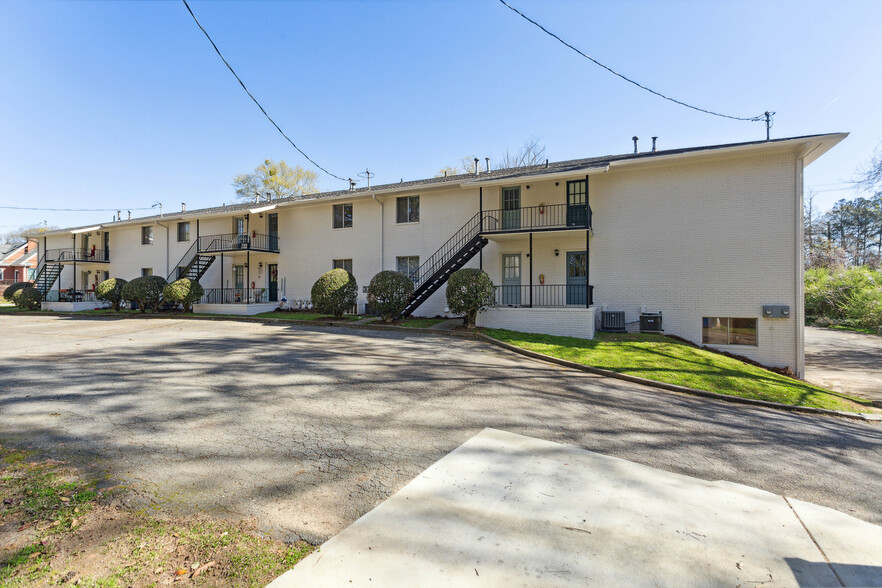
{"left": 396, "top": 317, "right": 450, "bottom": 328}
{"left": 482, "top": 329, "right": 876, "bottom": 413}
{"left": 255, "top": 311, "right": 365, "bottom": 322}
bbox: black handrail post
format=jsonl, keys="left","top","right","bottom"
{"left": 478, "top": 187, "right": 483, "bottom": 270}
{"left": 585, "top": 174, "right": 591, "bottom": 309}
{"left": 529, "top": 232, "right": 533, "bottom": 308}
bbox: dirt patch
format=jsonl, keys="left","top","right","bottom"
{"left": 0, "top": 445, "right": 312, "bottom": 587}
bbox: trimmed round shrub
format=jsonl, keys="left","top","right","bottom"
{"left": 162, "top": 278, "right": 205, "bottom": 312}
{"left": 367, "top": 270, "right": 414, "bottom": 323}
{"left": 12, "top": 286, "right": 41, "bottom": 310}
{"left": 3, "top": 281, "right": 32, "bottom": 302}
{"left": 445, "top": 268, "right": 495, "bottom": 328}
{"left": 95, "top": 277, "right": 128, "bottom": 311}
{"left": 121, "top": 275, "right": 167, "bottom": 313}
{"left": 311, "top": 268, "right": 358, "bottom": 319}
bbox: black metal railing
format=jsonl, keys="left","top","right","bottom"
{"left": 199, "top": 287, "right": 270, "bottom": 305}
{"left": 44, "top": 248, "right": 110, "bottom": 263}
{"left": 490, "top": 284, "right": 594, "bottom": 307}
{"left": 44, "top": 290, "right": 101, "bottom": 303}
{"left": 197, "top": 233, "right": 279, "bottom": 253}
{"left": 482, "top": 203, "right": 590, "bottom": 233}
{"left": 412, "top": 211, "right": 485, "bottom": 292}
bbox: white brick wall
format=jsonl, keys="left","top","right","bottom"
{"left": 477, "top": 307, "right": 596, "bottom": 339}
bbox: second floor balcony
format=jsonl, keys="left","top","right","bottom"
{"left": 197, "top": 232, "right": 280, "bottom": 254}
{"left": 481, "top": 203, "right": 591, "bottom": 234}
{"left": 45, "top": 248, "right": 110, "bottom": 263}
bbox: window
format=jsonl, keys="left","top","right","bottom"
{"left": 396, "top": 196, "right": 420, "bottom": 223}
{"left": 333, "top": 259, "right": 353, "bottom": 273}
{"left": 397, "top": 256, "right": 420, "bottom": 282}
{"left": 14, "top": 270, "right": 20, "bottom": 282}
{"left": 333, "top": 203, "right": 353, "bottom": 229}
{"left": 141, "top": 226, "right": 153, "bottom": 245}
{"left": 141, "top": 268, "right": 153, "bottom": 277}
{"left": 177, "top": 222, "right": 190, "bottom": 242}
{"left": 233, "top": 217, "right": 246, "bottom": 235}
{"left": 702, "top": 317, "right": 757, "bottom": 346}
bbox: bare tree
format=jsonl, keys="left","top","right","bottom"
{"left": 496, "top": 138, "right": 546, "bottom": 170}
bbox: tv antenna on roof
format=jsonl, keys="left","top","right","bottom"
{"left": 357, "top": 168, "right": 375, "bottom": 189}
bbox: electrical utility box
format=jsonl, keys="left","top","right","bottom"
{"left": 762, "top": 305, "right": 790, "bottom": 319}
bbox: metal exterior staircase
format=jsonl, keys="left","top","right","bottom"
{"left": 400, "top": 211, "right": 490, "bottom": 318}
{"left": 168, "top": 242, "right": 215, "bottom": 282}
{"left": 33, "top": 257, "right": 62, "bottom": 297}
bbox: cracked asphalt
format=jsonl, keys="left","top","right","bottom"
{"left": 1, "top": 315, "right": 880, "bottom": 543}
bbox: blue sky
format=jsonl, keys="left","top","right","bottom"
{"left": 1, "top": 0, "right": 880, "bottom": 232}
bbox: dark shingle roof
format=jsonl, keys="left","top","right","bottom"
{"left": 45, "top": 133, "right": 844, "bottom": 234}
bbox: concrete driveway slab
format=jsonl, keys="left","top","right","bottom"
{"left": 805, "top": 326, "right": 882, "bottom": 402}
{"left": 271, "top": 429, "right": 882, "bottom": 588}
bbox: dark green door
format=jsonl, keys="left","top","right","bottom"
{"left": 268, "top": 264, "right": 278, "bottom": 302}
{"left": 567, "top": 180, "right": 587, "bottom": 227}
{"left": 566, "top": 251, "right": 586, "bottom": 305}
{"left": 501, "top": 253, "right": 521, "bottom": 305}
{"left": 502, "top": 187, "right": 521, "bottom": 230}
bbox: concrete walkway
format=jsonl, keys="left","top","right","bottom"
{"left": 271, "top": 429, "right": 882, "bottom": 588}
{"left": 805, "top": 326, "right": 882, "bottom": 403}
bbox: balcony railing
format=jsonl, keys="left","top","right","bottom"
{"left": 44, "top": 290, "right": 102, "bottom": 303}
{"left": 199, "top": 287, "right": 272, "bottom": 305}
{"left": 481, "top": 203, "right": 590, "bottom": 234}
{"left": 45, "top": 248, "right": 110, "bottom": 263}
{"left": 491, "top": 283, "right": 593, "bottom": 307}
{"left": 197, "top": 233, "right": 280, "bottom": 253}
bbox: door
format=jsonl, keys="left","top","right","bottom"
{"left": 566, "top": 251, "right": 587, "bottom": 305}
{"left": 501, "top": 253, "right": 521, "bottom": 305}
{"left": 501, "top": 187, "right": 521, "bottom": 230}
{"left": 233, "top": 265, "right": 245, "bottom": 303}
{"left": 268, "top": 213, "right": 279, "bottom": 250}
{"left": 103, "top": 231, "right": 110, "bottom": 260}
{"left": 567, "top": 180, "right": 587, "bottom": 227}
{"left": 268, "top": 264, "right": 278, "bottom": 302}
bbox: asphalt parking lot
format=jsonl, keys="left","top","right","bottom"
{"left": 1, "top": 315, "right": 880, "bottom": 543}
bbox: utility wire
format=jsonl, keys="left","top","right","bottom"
{"left": 182, "top": 0, "right": 348, "bottom": 182}
{"left": 498, "top": 0, "right": 768, "bottom": 123}
{"left": 0, "top": 206, "right": 154, "bottom": 212}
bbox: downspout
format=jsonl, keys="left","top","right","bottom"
{"left": 795, "top": 151, "right": 806, "bottom": 378}
{"left": 155, "top": 221, "right": 170, "bottom": 278}
{"left": 372, "top": 195, "right": 384, "bottom": 270}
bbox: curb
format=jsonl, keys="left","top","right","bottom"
{"left": 472, "top": 333, "right": 882, "bottom": 423}
{"left": 6, "top": 310, "right": 879, "bottom": 422}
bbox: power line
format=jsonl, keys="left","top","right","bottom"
{"left": 181, "top": 0, "right": 348, "bottom": 183}
{"left": 497, "top": 0, "right": 769, "bottom": 124}
{"left": 0, "top": 205, "right": 154, "bottom": 212}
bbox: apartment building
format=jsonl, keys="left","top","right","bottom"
{"left": 31, "top": 133, "right": 847, "bottom": 376}
{"left": 0, "top": 238, "right": 38, "bottom": 287}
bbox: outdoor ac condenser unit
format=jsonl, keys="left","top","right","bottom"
{"left": 600, "top": 310, "right": 626, "bottom": 332}
{"left": 639, "top": 312, "right": 663, "bottom": 333}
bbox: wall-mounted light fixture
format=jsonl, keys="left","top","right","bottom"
{"left": 554, "top": 249, "right": 560, "bottom": 257}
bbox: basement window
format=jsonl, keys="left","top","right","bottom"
{"left": 702, "top": 317, "right": 757, "bottom": 346}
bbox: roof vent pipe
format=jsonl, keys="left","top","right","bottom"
{"left": 444, "top": 170, "right": 448, "bottom": 177}
{"left": 128, "top": 211, "right": 131, "bottom": 220}
{"left": 474, "top": 158, "right": 479, "bottom": 175}
{"left": 485, "top": 157, "right": 490, "bottom": 172}
{"left": 116, "top": 210, "right": 121, "bottom": 222}
{"left": 182, "top": 202, "right": 186, "bottom": 212}
{"left": 632, "top": 136, "right": 639, "bottom": 153}
{"left": 349, "top": 178, "right": 356, "bottom": 191}
{"left": 651, "top": 137, "right": 658, "bottom": 152}
{"left": 545, "top": 159, "right": 549, "bottom": 168}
